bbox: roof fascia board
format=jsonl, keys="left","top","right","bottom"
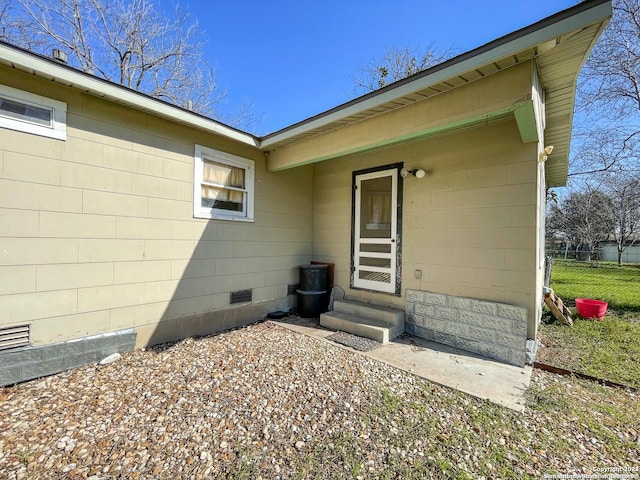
{"left": 260, "top": 0, "right": 610, "bottom": 149}
{"left": 0, "top": 43, "right": 259, "bottom": 148}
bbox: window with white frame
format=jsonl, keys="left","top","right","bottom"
{"left": 0, "top": 84, "right": 66, "bottom": 140}
{"left": 194, "top": 145, "right": 255, "bottom": 221}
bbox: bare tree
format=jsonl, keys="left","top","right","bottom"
{"left": 547, "top": 188, "right": 615, "bottom": 262}
{"left": 605, "top": 175, "right": 640, "bottom": 265}
{"left": 0, "top": 0, "right": 224, "bottom": 117}
{"left": 219, "top": 100, "right": 266, "bottom": 134}
{"left": 0, "top": 1, "right": 9, "bottom": 27}
{"left": 570, "top": 0, "right": 640, "bottom": 178}
{"left": 351, "top": 43, "right": 457, "bottom": 96}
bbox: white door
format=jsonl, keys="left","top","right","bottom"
{"left": 352, "top": 167, "right": 400, "bottom": 294}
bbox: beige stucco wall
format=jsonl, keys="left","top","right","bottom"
{"left": 312, "top": 119, "right": 540, "bottom": 337}
{"left": 0, "top": 68, "right": 313, "bottom": 348}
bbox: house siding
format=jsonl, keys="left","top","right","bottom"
{"left": 600, "top": 244, "right": 640, "bottom": 263}
{"left": 0, "top": 68, "right": 313, "bottom": 358}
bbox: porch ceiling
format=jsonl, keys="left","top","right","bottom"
{"left": 261, "top": 0, "right": 611, "bottom": 187}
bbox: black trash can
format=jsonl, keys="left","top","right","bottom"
{"left": 297, "top": 264, "right": 328, "bottom": 318}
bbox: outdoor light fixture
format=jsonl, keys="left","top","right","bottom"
{"left": 539, "top": 145, "right": 554, "bottom": 162}
{"left": 400, "top": 168, "right": 426, "bottom": 179}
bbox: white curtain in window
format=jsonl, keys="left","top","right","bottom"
{"left": 202, "top": 160, "right": 244, "bottom": 204}
{"left": 368, "top": 193, "right": 391, "bottom": 224}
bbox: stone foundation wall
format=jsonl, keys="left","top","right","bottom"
{"left": 405, "top": 290, "right": 527, "bottom": 366}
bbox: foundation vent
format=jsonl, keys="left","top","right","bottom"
{"left": 230, "top": 289, "right": 252, "bottom": 305}
{"left": 0, "top": 324, "right": 30, "bottom": 353}
{"left": 287, "top": 284, "right": 299, "bottom": 295}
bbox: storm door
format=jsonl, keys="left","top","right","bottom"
{"left": 351, "top": 165, "right": 402, "bottom": 294}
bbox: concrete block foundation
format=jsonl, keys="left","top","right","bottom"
{"left": 405, "top": 289, "right": 527, "bottom": 366}
{"left": 0, "top": 329, "right": 136, "bottom": 387}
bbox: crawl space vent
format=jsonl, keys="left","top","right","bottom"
{"left": 230, "top": 289, "right": 252, "bottom": 304}
{"left": 0, "top": 324, "right": 30, "bottom": 352}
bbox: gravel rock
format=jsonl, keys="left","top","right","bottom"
{"left": 98, "top": 353, "right": 121, "bottom": 365}
{"left": 326, "top": 331, "right": 380, "bottom": 351}
{"left": 0, "top": 322, "right": 637, "bottom": 479}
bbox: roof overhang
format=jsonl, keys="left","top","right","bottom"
{"left": 0, "top": 42, "right": 259, "bottom": 148}
{"left": 261, "top": 0, "right": 611, "bottom": 186}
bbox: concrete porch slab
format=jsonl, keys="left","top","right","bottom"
{"left": 272, "top": 316, "right": 532, "bottom": 412}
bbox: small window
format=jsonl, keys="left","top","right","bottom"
{"left": 0, "top": 84, "right": 66, "bottom": 140}
{"left": 194, "top": 145, "right": 254, "bottom": 221}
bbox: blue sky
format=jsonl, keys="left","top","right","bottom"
{"left": 170, "top": 1, "right": 577, "bottom": 135}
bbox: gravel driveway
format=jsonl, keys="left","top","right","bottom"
{"left": 1, "top": 321, "right": 638, "bottom": 479}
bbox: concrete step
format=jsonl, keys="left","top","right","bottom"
{"left": 320, "top": 299, "right": 405, "bottom": 343}
{"left": 333, "top": 299, "right": 404, "bottom": 327}
{"left": 320, "top": 311, "right": 390, "bottom": 343}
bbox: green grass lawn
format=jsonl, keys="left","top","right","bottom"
{"left": 540, "top": 259, "right": 640, "bottom": 388}
{"left": 550, "top": 260, "right": 640, "bottom": 311}
{"left": 538, "top": 314, "right": 640, "bottom": 389}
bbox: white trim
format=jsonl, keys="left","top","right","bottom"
{"left": 0, "top": 84, "right": 66, "bottom": 140}
{"left": 532, "top": 67, "right": 546, "bottom": 138}
{"left": 537, "top": 155, "right": 547, "bottom": 270}
{"left": 193, "top": 144, "right": 255, "bottom": 222}
{"left": 353, "top": 168, "right": 398, "bottom": 294}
